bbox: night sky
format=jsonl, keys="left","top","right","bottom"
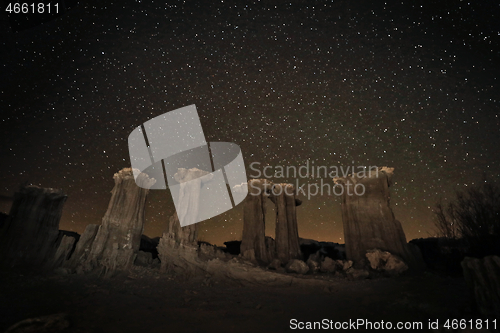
{"left": 1, "top": 0, "right": 499, "bottom": 246}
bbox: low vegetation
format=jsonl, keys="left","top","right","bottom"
{"left": 434, "top": 180, "right": 500, "bottom": 258}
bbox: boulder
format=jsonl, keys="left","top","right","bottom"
{"left": 385, "top": 255, "right": 408, "bottom": 274}
{"left": 308, "top": 251, "right": 322, "bottom": 263}
{"left": 335, "top": 260, "right": 345, "bottom": 269}
{"left": 306, "top": 257, "right": 320, "bottom": 273}
{"left": 366, "top": 249, "right": 395, "bottom": 270}
{"left": 320, "top": 257, "right": 337, "bottom": 273}
{"left": 347, "top": 268, "right": 370, "bottom": 280}
{"left": 267, "top": 259, "right": 282, "bottom": 270}
{"left": 285, "top": 259, "right": 309, "bottom": 274}
{"left": 342, "top": 260, "right": 353, "bottom": 271}
{"left": 366, "top": 249, "right": 408, "bottom": 275}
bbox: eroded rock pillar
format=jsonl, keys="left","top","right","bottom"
{"left": 334, "top": 166, "right": 423, "bottom": 270}
{"left": 80, "top": 168, "right": 155, "bottom": 277}
{"left": 462, "top": 255, "right": 500, "bottom": 319}
{"left": 157, "top": 212, "right": 204, "bottom": 276}
{"left": 271, "top": 183, "right": 302, "bottom": 264}
{"left": 174, "top": 167, "right": 214, "bottom": 227}
{"left": 157, "top": 168, "right": 211, "bottom": 275}
{"left": 64, "top": 224, "right": 99, "bottom": 273}
{"left": 0, "top": 185, "right": 67, "bottom": 268}
{"left": 240, "top": 179, "right": 272, "bottom": 263}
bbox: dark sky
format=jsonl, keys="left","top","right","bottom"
{"left": 1, "top": 0, "right": 499, "bottom": 245}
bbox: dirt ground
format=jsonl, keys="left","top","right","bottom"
{"left": 0, "top": 267, "right": 486, "bottom": 333}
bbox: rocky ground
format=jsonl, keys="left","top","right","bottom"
{"left": 0, "top": 266, "right": 485, "bottom": 333}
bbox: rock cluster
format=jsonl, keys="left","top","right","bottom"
{"left": 1, "top": 166, "right": 429, "bottom": 287}
{"left": 314, "top": 257, "right": 370, "bottom": 279}
{"left": 240, "top": 179, "right": 302, "bottom": 266}
{"left": 299, "top": 238, "right": 346, "bottom": 261}
{"left": 303, "top": 248, "right": 410, "bottom": 279}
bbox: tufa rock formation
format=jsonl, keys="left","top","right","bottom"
{"left": 64, "top": 224, "right": 100, "bottom": 273}
{"left": 240, "top": 179, "right": 272, "bottom": 263}
{"left": 51, "top": 234, "right": 77, "bottom": 270}
{"left": 157, "top": 168, "right": 212, "bottom": 276}
{"left": 151, "top": 168, "right": 244, "bottom": 277}
{"left": 157, "top": 212, "right": 205, "bottom": 276}
{"left": 157, "top": 168, "right": 205, "bottom": 275}
{"left": 0, "top": 185, "right": 67, "bottom": 269}
{"left": 270, "top": 183, "right": 302, "bottom": 264}
{"left": 265, "top": 236, "right": 276, "bottom": 264}
{"left": 333, "top": 167, "right": 424, "bottom": 271}
{"left": 173, "top": 168, "right": 213, "bottom": 227}
{"left": 238, "top": 180, "right": 302, "bottom": 267}
{"left": 461, "top": 255, "right": 500, "bottom": 320}
{"left": 67, "top": 168, "right": 155, "bottom": 277}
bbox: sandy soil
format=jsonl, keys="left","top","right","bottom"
{"left": 0, "top": 266, "right": 485, "bottom": 333}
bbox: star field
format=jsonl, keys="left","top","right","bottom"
{"left": 1, "top": 0, "right": 499, "bottom": 245}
